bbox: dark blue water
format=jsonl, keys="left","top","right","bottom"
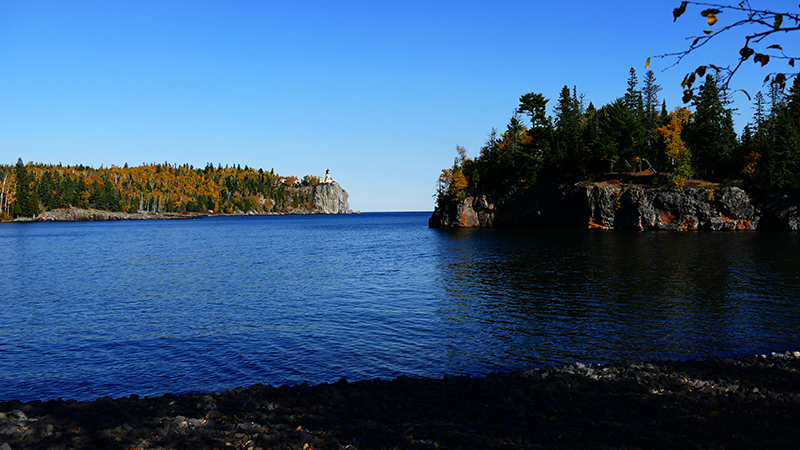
{"left": 1, "top": 212, "right": 799, "bottom": 402}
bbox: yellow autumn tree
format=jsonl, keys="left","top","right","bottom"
{"left": 657, "top": 107, "right": 694, "bottom": 187}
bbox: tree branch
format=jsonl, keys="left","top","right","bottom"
{"left": 653, "top": 1, "right": 799, "bottom": 101}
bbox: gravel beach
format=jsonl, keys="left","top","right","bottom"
{"left": 2, "top": 352, "right": 799, "bottom": 449}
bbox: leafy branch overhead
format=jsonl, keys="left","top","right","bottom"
{"left": 648, "top": 1, "right": 799, "bottom": 102}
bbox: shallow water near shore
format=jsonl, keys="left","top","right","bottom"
{"left": 1, "top": 212, "right": 799, "bottom": 402}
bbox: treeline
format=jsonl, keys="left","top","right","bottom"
{"left": 436, "top": 69, "right": 800, "bottom": 206}
{"left": 0, "top": 161, "right": 323, "bottom": 219}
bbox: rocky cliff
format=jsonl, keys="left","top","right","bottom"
{"left": 312, "top": 182, "right": 352, "bottom": 214}
{"left": 429, "top": 182, "right": 800, "bottom": 231}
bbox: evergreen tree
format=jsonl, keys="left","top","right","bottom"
{"left": 623, "top": 68, "right": 643, "bottom": 117}
{"left": 660, "top": 100, "right": 669, "bottom": 123}
{"left": 553, "top": 85, "right": 583, "bottom": 176}
{"left": 766, "top": 82, "right": 785, "bottom": 131}
{"left": 13, "top": 158, "right": 31, "bottom": 217}
{"left": 581, "top": 102, "right": 604, "bottom": 175}
{"left": 517, "top": 92, "right": 552, "bottom": 182}
{"left": 751, "top": 91, "right": 767, "bottom": 130}
{"left": 594, "top": 99, "right": 644, "bottom": 172}
{"left": 641, "top": 70, "right": 663, "bottom": 161}
{"left": 685, "top": 74, "right": 737, "bottom": 180}
{"left": 771, "top": 77, "right": 800, "bottom": 188}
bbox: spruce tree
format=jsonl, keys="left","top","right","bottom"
{"left": 641, "top": 70, "right": 663, "bottom": 162}
{"left": 685, "top": 74, "right": 737, "bottom": 180}
{"left": 554, "top": 85, "right": 583, "bottom": 176}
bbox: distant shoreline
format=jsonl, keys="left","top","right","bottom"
{"left": 1, "top": 206, "right": 360, "bottom": 223}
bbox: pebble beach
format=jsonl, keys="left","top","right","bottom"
{"left": 2, "top": 352, "right": 799, "bottom": 450}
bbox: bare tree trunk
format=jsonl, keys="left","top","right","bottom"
{"left": 0, "top": 172, "right": 7, "bottom": 216}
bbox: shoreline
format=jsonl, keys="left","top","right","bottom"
{"left": 1, "top": 207, "right": 361, "bottom": 223}
{"left": 2, "top": 352, "right": 799, "bottom": 449}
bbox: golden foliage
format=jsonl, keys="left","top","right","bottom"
{"left": 656, "top": 107, "right": 694, "bottom": 187}
{"left": 1, "top": 161, "right": 321, "bottom": 215}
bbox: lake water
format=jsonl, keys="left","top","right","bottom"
{"left": 1, "top": 212, "right": 799, "bottom": 402}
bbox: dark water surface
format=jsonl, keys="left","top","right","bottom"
{"left": 1, "top": 212, "right": 798, "bottom": 401}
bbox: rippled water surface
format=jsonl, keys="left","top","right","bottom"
{"left": 1, "top": 212, "right": 799, "bottom": 401}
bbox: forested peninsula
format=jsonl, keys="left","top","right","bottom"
{"left": 430, "top": 70, "right": 800, "bottom": 231}
{"left": 0, "top": 161, "right": 352, "bottom": 222}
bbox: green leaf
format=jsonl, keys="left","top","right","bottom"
{"left": 673, "top": 1, "right": 688, "bottom": 21}
{"left": 739, "top": 46, "right": 754, "bottom": 60}
{"left": 774, "top": 14, "right": 783, "bottom": 29}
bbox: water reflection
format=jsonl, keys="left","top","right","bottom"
{"left": 1, "top": 215, "right": 798, "bottom": 402}
{"left": 432, "top": 228, "right": 800, "bottom": 369}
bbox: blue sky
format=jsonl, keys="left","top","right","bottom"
{"left": 0, "top": 1, "right": 779, "bottom": 211}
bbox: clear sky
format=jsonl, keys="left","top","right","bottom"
{"left": 0, "top": 1, "right": 778, "bottom": 211}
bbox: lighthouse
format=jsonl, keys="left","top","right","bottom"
{"left": 322, "top": 169, "right": 333, "bottom": 184}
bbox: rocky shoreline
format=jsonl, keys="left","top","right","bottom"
{"left": 2, "top": 352, "right": 799, "bottom": 449}
{"left": 430, "top": 179, "right": 800, "bottom": 231}
{"left": 2, "top": 206, "right": 360, "bottom": 224}
{"left": 3, "top": 207, "right": 201, "bottom": 223}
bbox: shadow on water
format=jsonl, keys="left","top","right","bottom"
{"left": 430, "top": 227, "right": 800, "bottom": 369}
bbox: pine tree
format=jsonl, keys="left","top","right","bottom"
{"left": 517, "top": 92, "right": 552, "bottom": 183}
{"left": 685, "top": 74, "right": 737, "bottom": 180}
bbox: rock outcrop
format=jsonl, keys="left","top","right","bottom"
{"left": 429, "top": 183, "right": 800, "bottom": 231}
{"left": 312, "top": 182, "right": 352, "bottom": 214}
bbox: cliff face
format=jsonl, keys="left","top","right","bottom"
{"left": 312, "top": 182, "right": 352, "bottom": 214}
{"left": 429, "top": 183, "right": 800, "bottom": 231}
